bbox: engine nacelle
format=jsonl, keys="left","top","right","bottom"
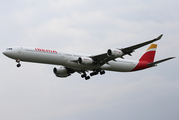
{"left": 78, "top": 57, "right": 94, "bottom": 65}
{"left": 53, "top": 66, "right": 71, "bottom": 78}
{"left": 107, "top": 49, "right": 123, "bottom": 57}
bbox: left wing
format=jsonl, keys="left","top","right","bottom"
{"left": 90, "top": 34, "right": 163, "bottom": 66}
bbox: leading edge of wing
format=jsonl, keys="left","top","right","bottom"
{"left": 121, "top": 34, "right": 163, "bottom": 56}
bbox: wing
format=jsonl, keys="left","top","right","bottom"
{"left": 121, "top": 34, "right": 163, "bottom": 56}
{"left": 90, "top": 34, "right": 163, "bottom": 66}
{"left": 90, "top": 53, "right": 111, "bottom": 66}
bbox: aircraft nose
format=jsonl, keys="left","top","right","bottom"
{"left": 2, "top": 51, "right": 7, "bottom": 55}
{"left": 2, "top": 50, "right": 10, "bottom": 57}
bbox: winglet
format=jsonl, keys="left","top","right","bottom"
{"left": 155, "top": 34, "right": 163, "bottom": 40}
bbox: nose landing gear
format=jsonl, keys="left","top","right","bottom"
{"left": 17, "top": 63, "right": 21, "bottom": 67}
{"left": 16, "top": 59, "right": 21, "bottom": 67}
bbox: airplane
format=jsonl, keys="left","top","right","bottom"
{"left": 2, "top": 34, "right": 175, "bottom": 80}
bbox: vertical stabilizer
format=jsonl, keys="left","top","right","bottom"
{"left": 139, "top": 44, "right": 157, "bottom": 63}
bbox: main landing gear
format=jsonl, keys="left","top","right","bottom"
{"left": 81, "top": 72, "right": 90, "bottom": 80}
{"left": 90, "top": 70, "right": 105, "bottom": 76}
{"left": 81, "top": 69, "right": 105, "bottom": 80}
{"left": 16, "top": 59, "right": 21, "bottom": 67}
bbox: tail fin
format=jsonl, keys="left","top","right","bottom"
{"left": 139, "top": 44, "right": 157, "bottom": 63}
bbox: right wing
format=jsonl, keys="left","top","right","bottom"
{"left": 120, "top": 34, "right": 163, "bottom": 56}
{"left": 90, "top": 34, "right": 163, "bottom": 66}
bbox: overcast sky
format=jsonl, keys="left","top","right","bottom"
{"left": 0, "top": 0, "right": 179, "bottom": 120}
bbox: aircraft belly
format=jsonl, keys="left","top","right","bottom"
{"left": 64, "top": 61, "right": 98, "bottom": 71}
{"left": 101, "top": 60, "right": 138, "bottom": 72}
{"left": 64, "top": 59, "right": 139, "bottom": 72}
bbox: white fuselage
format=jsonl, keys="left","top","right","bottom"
{"left": 3, "top": 46, "right": 139, "bottom": 72}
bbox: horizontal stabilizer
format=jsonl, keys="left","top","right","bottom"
{"left": 147, "top": 57, "right": 175, "bottom": 66}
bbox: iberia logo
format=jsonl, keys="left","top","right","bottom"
{"left": 35, "top": 48, "right": 57, "bottom": 53}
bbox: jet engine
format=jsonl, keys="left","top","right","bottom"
{"left": 53, "top": 66, "right": 71, "bottom": 77}
{"left": 78, "top": 57, "right": 94, "bottom": 65}
{"left": 107, "top": 49, "right": 123, "bottom": 57}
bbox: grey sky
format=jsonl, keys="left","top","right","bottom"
{"left": 0, "top": 0, "right": 179, "bottom": 120}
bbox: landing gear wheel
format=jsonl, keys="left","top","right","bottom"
{"left": 81, "top": 74, "right": 86, "bottom": 78}
{"left": 100, "top": 70, "right": 105, "bottom": 75}
{"left": 16, "top": 59, "right": 21, "bottom": 68}
{"left": 90, "top": 72, "right": 94, "bottom": 76}
{"left": 85, "top": 76, "right": 90, "bottom": 80}
{"left": 17, "top": 63, "right": 21, "bottom": 67}
{"left": 90, "top": 71, "right": 99, "bottom": 76}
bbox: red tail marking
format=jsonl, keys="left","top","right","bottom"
{"left": 132, "top": 61, "right": 149, "bottom": 71}
{"left": 132, "top": 44, "right": 157, "bottom": 71}
{"left": 139, "top": 51, "right": 156, "bottom": 63}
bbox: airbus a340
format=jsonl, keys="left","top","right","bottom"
{"left": 3, "top": 34, "right": 175, "bottom": 80}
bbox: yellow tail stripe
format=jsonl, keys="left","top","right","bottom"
{"left": 147, "top": 44, "right": 157, "bottom": 51}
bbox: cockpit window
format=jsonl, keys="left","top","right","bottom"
{"left": 6, "top": 48, "right": 12, "bottom": 50}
